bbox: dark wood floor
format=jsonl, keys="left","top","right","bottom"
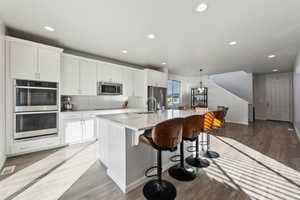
{"left": 1, "top": 120, "right": 300, "bottom": 200}
{"left": 60, "top": 120, "right": 300, "bottom": 200}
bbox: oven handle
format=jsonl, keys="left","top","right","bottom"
{"left": 15, "top": 86, "right": 58, "bottom": 90}
{"left": 15, "top": 111, "right": 59, "bottom": 115}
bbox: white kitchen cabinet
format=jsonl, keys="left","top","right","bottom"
{"left": 38, "top": 47, "right": 61, "bottom": 82}
{"left": 6, "top": 37, "right": 63, "bottom": 82}
{"left": 145, "top": 69, "right": 167, "bottom": 88}
{"left": 61, "top": 112, "right": 96, "bottom": 145}
{"left": 9, "top": 41, "right": 37, "bottom": 80}
{"left": 61, "top": 56, "right": 80, "bottom": 95}
{"left": 97, "top": 63, "right": 111, "bottom": 82}
{"left": 133, "top": 70, "right": 146, "bottom": 97}
{"left": 122, "top": 68, "right": 133, "bottom": 97}
{"left": 61, "top": 54, "right": 97, "bottom": 95}
{"left": 65, "top": 119, "right": 83, "bottom": 144}
{"left": 82, "top": 119, "right": 96, "bottom": 140}
{"left": 98, "top": 118, "right": 109, "bottom": 166}
{"left": 79, "top": 60, "right": 97, "bottom": 95}
{"left": 97, "top": 63, "right": 123, "bottom": 83}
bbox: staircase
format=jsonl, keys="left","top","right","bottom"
{"left": 209, "top": 71, "right": 254, "bottom": 122}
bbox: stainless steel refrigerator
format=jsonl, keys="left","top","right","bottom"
{"left": 147, "top": 86, "right": 167, "bottom": 111}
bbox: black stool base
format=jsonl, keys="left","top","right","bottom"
{"left": 168, "top": 164, "right": 197, "bottom": 181}
{"left": 201, "top": 151, "right": 220, "bottom": 159}
{"left": 143, "top": 179, "right": 176, "bottom": 200}
{"left": 185, "top": 155, "right": 210, "bottom": 168}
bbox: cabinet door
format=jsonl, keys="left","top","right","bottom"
{"left": 61, "top": 56, "right": 80, "bottom": 95}
{"left": 97, "top": 63, "right": 112, "bottom": 82}
{"left": 98, "top": 119, "right": 109, "bottom": 166}
{"left": 146, "top": 69, "right": 157, "bottom": 86}
{"left": 133, "top": 70, "right": 146, "bottom": 97}
{"left": 38, "top": 48, "right": 61, "bottom": 82}
{"left": 79, "top": 60, "right": 97, "bottom": 95}
{"left": 10, "top": 41, "right": 37, "bottom": 80}
{"left": 64, "top": 119, "right": 83, "bottom": 144}
{"left": 82, "top": 119, "right": 96, "bottom": 141}
{"left": 111, "top": 65, "right": 123, "bottom": 83}
{"left": 122, "top": 68, "right": 133, "bottom": 97}
{"left": 159, "top": 72, "right": 168, "bottom": 88}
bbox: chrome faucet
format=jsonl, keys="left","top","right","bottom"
{"left": 147, "top": 96, "right": 157, "bottom": 112}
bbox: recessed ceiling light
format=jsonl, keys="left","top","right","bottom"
{"left": 162, "top": 62, "right": 167, "bottom": 65}
{"left": 272, "top": 69, "right": 279, "bottom": 72}
{"left": 196, "top": 3, "right": 208, "bottom": 12}
{"left": 122, "top": 50, "right": 128, "bottom": 54}
{"left": 147, "top": 33, "right": 156, "bottom": 39}
{"left": 268, "top": 54, "right": 276, "bottom": 58}
{"left": 228, "top": 41, "right": 237, "bottom": 46}
{"left": 44, "top": 26, "right": 55, "bottom": 32}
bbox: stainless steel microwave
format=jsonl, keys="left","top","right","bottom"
{"left": 97, "top": 82, "right": 123, "bottom": 95}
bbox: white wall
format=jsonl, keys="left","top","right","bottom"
{"left": 0, "top": 19, "right": 6, "bottom": 169}
{"left": 294, "top": 51, "right": 300, "bottom": 138}
{"left": 169, "top": 74, "right": 249, "bottom": 125}
{"left": 209, "top": 71, "right": 253, "bottom": 103}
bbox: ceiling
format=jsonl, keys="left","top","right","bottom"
{"left": 1, "top": 0, "right": 300, "bottom": 76}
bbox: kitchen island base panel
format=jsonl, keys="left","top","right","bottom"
{"left": 98, "top": 118, "right": 194, "bottom": 193}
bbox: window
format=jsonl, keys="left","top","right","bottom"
{"left": 167, "top": 80, "right": 181, "bottom": 106}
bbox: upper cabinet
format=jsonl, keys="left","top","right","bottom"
{"left": 97, "top": 63, "right": 123, "bottom": 83}
{"left": 61, "top": 54, "right": 97, "bottom": 96}
{"left": 145, "top": 69, "right": 167, "bottom": 88}
{"left": 61, "top": 53, "right": 146, "bottom": 97}
{"left": 133, "top": 70, "right": 147, "bottom": 97}
{"left": 61, "top": 56, "right": 80, "bottom": 95}
{"left": 6, "top": 37, "right": 63, "bottom": 82}
{"left": 122, "top": 68, "right": 134, "bottom": 97}
{"left": 79, "top": 60, "right": 97, "bottom": 95}
{"left": 38, "top": 48, "right": 61, "bottom": 82}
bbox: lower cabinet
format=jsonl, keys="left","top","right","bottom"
{"left": 62, "top": 117, "right": 96, "bottom": 144}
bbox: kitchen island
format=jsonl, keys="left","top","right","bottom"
{"left": 97, "top": 109, "right": 210, "bottom": 193}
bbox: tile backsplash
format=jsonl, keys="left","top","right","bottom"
{"left": 64, "top": 95, "right": 129, "bottom": 110}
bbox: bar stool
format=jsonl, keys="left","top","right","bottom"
{"left": 201, "top": 112, "right": 220, "bottom": 159}
{"left": 217, "top": 106, "right": 229, "bottom": 127}
{"left": 139, "top": 118, "right": 183, "bottom": 200}
{"left": 184, "top": 115, "right": 210, "bottom": 168}
{"left": 168, "top": 115, "right": 205, "bottom": 181}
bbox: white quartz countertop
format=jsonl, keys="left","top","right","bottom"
{"left": 97, "top": 109, "right": 211, "bottom": 131}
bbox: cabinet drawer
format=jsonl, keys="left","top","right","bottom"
{"left": 60, "top": 113, "right": 82, "bottom": 120}
{"left": 12, "top": 137, "right": 61, "bottom": 154}
{"left": 82, "top": 113, "right": 97, "bottom": 119}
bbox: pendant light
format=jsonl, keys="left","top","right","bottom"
{"left": 197, "top": 69, "right": 205, "bottom": 93}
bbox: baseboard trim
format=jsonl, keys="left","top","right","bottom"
{"left": 0, "top": 155, "right": 7, "bottom": 170}
{"left": 227, "top": 120, "right": 249, "bottom": 125}
{"left": 295, "top": 125, "right": 300, "bottom": 141}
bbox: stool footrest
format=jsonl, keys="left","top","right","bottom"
{"left": 169, "top": 154, "right": 181, "bottom": 162}
{"left": 145, "top": 166, "right": 158, "bottom": 178}
{"left": 187, "top": 145, "right": 196, "bottom": 152}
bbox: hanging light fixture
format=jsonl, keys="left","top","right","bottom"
{"left": 197, "top": 69, "right": 205, "bottom": 93}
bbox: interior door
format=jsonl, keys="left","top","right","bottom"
{"left": 266, "top": 73, "right": 291, "bottom": 121}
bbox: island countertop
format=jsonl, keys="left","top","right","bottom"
{"left": 96, "top": 108, "right": 211, "bottom": 131}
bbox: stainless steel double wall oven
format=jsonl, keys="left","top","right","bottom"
{"left": 14, "top": 79, "right": 59, "bottom": 140}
